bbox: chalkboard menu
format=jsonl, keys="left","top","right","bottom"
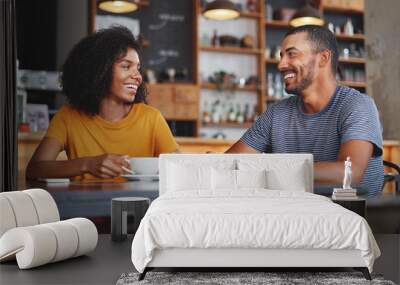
{"left": 96, "top": 0, "right": 194, "bottom": 83}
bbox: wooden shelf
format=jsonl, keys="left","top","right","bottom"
{"left": 339, "top": 81, "right": 366, "bottom": 88}
{"left": 201, "top": 83, "right": 258, "bottom": 92}
{"left": 265, "top": 58, "right": 280, "bottom": 64}
{"left": 202, "top": 122, "right": 253, "bottom": 128}
{"left": 335, "top": 33, "right": 365, "bottom": 41}
{"left": 240, "top": 11, "right": 262, "bottom": 19}
{"left": 200, "top": 46, "right": 262, "bottom": 55}
{"left": 323, "top": 6, "right": 363, "bottom": 14}
{"left": 339, "top": 57, "right": 366, "bottom": 64}
{"left": 264, "top": 20, "right": 290, "bottom": 29}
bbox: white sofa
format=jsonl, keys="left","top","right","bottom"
{"left": 0, "top": 189, "right": 98, "bottom": 269}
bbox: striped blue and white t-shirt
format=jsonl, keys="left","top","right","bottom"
{"left": 241, "top": 85, "right": 384, "bottom": 195}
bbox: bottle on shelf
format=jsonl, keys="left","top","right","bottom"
{"left": 211, "top": 100, "right": 221, "bottom": 124}
{"left": 267, "top": 73, "right": 275, "bottom": 97}
{"left": 344, "top": 18, "right": 354, "bottom": 36}
{"left": 252, "top": 105, "right": 259, "bottom": 121}
{"left": 342, "top": 47, "right": 350, "bottom": 59}
{"left": 202, "top": 100, "right": 211, "bottom": 123}
{"left": 328, "top": 22, "right": 334, "bottom": 34}
{"left": 228, "top": 103, "right": 236, "bottom": 122}
{"left": 349, "top": 43, "right": 360, "bottom": 58}
{"left": 243, "top": 103, "right": 250, "bottom": 123}
{"left": 211, "top": 29, "right": 219, "bottom": 46}
{"left": 220, "top": 101, "right": 228, "bottom": 123}
{"left": 274, "top": 73, "right": 283, "bottom": 98}
{"left": 236, "top": 104, "right": 244, "bottom": 124}
{"left": 265, "top": 3, "right": 273, "bottom": 21}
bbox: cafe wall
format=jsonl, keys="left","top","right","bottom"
{"left": 56, "top": 0, "right": 89, "bottom": 69}
{"left": 18, "top": 0, "right": 400, "bottom": 140}
{"left": 55, "top": 0, "right": 89, "bottom": 108}
{"left": 365, "top": 0, "right": 400, "bottom": 140}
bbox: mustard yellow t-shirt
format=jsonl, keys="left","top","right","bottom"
{"left": 45, "top": 103, "right": 178, "bottom": 179}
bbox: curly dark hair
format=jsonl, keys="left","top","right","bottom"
{"left": 61, "top": 25, "right": 147, "bottom": 115}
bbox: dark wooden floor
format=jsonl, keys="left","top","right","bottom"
{"left": 0, "top": 234, "right": 398, "bottom": 285}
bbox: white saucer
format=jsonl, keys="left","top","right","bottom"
{"left": 121, "top": 174, "right": 159, "bottom": 181}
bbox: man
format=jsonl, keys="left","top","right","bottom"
{"left": 226, "top": 25, "right": 384, "bottom": 196}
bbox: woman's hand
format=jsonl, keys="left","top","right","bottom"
{"left": 83, "top": 154, "right": 131, "bottom": 178}
{"left": 26, "top": 137, "right": 133, "bottom": 180}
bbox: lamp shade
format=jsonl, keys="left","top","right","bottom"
{"left": 98, "top": 0, "right": 138, "bottom": 14}
{"left": 203, "top": 0, "right": 240, "bottom": 20}
{"left": 289, "top": 4, "right": 324, "bottom": 27}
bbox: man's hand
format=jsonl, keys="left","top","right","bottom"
{"left": 83, "top": 154, "right": 131, "bottom": 178}
{"left": 315, "top": 140, "right": 374, "bottom": 185}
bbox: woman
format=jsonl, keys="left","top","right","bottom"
{"left": 26, "top": 26, "right": 179, "bottom": 181}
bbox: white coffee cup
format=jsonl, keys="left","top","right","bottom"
{"left": 129, "top": 157, "right": 158, "bottom": 175}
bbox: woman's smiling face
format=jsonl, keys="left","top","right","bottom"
{"left": 108, "top": 48, "right": 142, "bottom": 103}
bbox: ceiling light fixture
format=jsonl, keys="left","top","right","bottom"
{"left": 98, "top": 0, "right": 139, "bottom": 14}
{"left": 289, "top": 3, "right": 324, "bottom": 27}
{"left": 203, "top": 0, "right": 240, "bottom": 21}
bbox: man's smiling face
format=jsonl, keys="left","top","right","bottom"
{"left": 278, "top": 32, "right": 318, "bottom": 95}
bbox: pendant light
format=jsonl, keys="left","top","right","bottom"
{"left": 203, "top": 0, "right": 240, "bottom": 21}
{"left": 289, "top": 3, "right": 324, "bottom": 27}
{"left": 98, "top": 0, "right": 139, "bottom": 14}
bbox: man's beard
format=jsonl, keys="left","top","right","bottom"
{"left": 285, "top": 59, "right": 315, "bottom": 95}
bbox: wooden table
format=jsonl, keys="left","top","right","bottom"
{"left": 25, "top": 180, "right": 159, "bottom": 233}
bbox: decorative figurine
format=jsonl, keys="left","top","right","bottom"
{"left": 343, "top": 156, "right": 352, "bottom": 189}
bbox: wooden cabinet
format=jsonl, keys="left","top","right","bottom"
{"left": 146, "top": 84, "right": 174, "bottom": 118}
{"left": 146, "top": 83, "right": 199, "bottom": 121}
{"left": 146, "top": 83, "right": 199, "bottom": 136}
{"left": 174, "top": 85, "right": 199, "bottom": 119}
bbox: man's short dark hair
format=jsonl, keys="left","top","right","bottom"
{"left": 61, "top": 26, "right": 147, "bottom": 115}
{"left": 284, "top": 25, "right": 339, "bottom": 75}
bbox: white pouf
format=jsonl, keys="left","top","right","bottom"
{"left": 0, "top": 189, "right": 98, "bottom": 269}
